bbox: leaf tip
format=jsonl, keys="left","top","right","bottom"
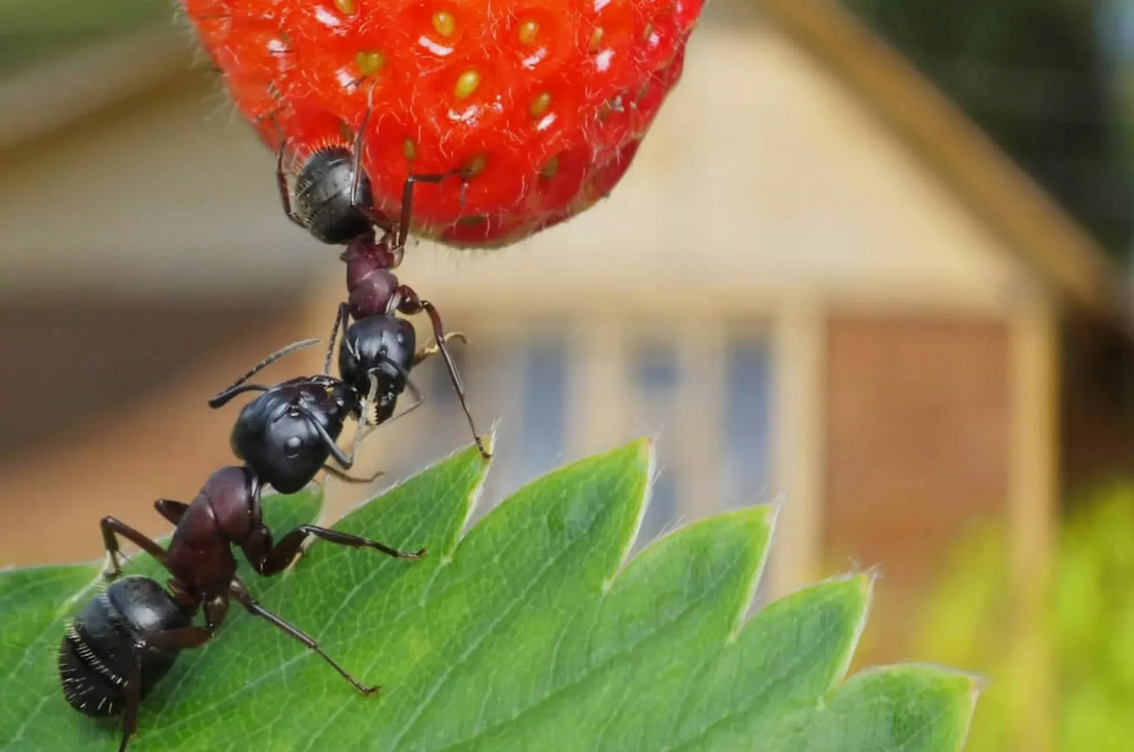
{"left": 478, "top": 419, "right": 501, "bottom": 461}
{"left": 629, "top": 436, "right": 656, "bottom": 470}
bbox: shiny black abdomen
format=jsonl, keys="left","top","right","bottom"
{"left": 294, "top": 148, "right": 373, "bottom": 245}
{"left": 58, "top": 576, "right": 191, "bottom": 717}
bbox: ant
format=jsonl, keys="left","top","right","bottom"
{"left": 272, "top": 96, "right": 491, "bottom": 460}
{"left": 208, "top": 328, "right": 465, "bottom": 494}
{"left": 58, "top": 345, "right": 438, "bottom": 751}
{"left": 59, "top": 462, "right": 424, "bottom": 751}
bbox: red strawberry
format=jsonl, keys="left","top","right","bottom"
{"left": 181, "top": 0, "right": 703, "bottom": 247}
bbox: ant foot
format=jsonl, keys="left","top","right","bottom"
{"left": 101, "top": 553, "right": 127, "bottom": 580}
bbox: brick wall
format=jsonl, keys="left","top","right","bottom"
{"left": 824, "top": 314, "right": 1010, "bottom": 660}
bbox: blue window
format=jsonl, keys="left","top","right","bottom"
{"left": 517, "top": 335, "right": 568, "bottom": 484}
{"left": 723, "top": 336, "right": 773, "bottom": 509}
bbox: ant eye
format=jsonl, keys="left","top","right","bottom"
{"left": 397, "top": 333, "right": 406, "bottom": 344}
{"left": 284, "top": 436, "right": 303, "bottom": 458}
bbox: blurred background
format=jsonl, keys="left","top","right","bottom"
{"left": 3, "top": 0, "right": 1134, "bottom": 749}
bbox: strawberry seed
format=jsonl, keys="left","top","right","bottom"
{"left": 432, "top": 11, "right": 456, "bottom": 37}
{"left": 454, "top": 69, "right": 481, "bottom": 99}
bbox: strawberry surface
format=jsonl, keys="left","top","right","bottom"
{"left": 181, "top": 0, "right": 703, "bottom": 247}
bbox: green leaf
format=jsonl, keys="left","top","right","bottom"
{"left": 0, "top": 439, "right": 979, "bottom": 751}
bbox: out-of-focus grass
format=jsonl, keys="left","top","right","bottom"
{"left": 915, "top": 483, "right": 1134, "bottom": 752}
{"left": 0, "top": 0, "right": 168, "bottom": 77}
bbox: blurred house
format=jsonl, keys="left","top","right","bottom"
{"left": 1, "top": 5, "right": 1133, "bottom": 746}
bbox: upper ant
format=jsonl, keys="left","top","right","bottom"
{"left": 272, "top": 97, "right": 491, "bottom": 460}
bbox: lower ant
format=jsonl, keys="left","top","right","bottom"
{"left": 59, "top": 457, "right": 425, "bottom": 751}
{"left": 58, "top": 313, "right": 476, "bottom": 747}
{"left": 272, "top": 87, "right": 491, "bottom": 460}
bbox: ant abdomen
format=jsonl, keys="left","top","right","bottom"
{"left": 294, "top": 148, "right": 373, "bottom": 245}
{"left": 58, "top": 576, "right": 191, "bottom": 718}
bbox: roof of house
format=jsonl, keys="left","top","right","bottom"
{"left": 755, "top": 0, "right": 1132, "bottom": 328}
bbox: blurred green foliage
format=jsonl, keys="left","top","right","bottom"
{"left": 915, "top": 482, "right": 1134, "bottom": 751}
{"left": 0, "top": 0, "right": 168, "bottom": 77}
{"left": 845, "top": 0, "right": 1134, "bottom": 260}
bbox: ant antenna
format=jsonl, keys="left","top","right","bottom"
{"left": 209, "top": 338, "right": 320, "bottom": 408}
{"left": 324, "top": 304, "right": 351, "bottom": 376}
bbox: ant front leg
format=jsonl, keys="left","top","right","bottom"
{"left": 322, "top": 464, "right": 386, "bottom": 485}
{"left": 394, "top": 172, "right": 462, "bottom": 253}
{"left": 99, "top": 518, "right": 169, "bottom": 580}
{"left": 396, "top": 288, "right": 490, "bottom": 458}
{"left": 119, "top": 625, "right": 214, "bottom": 752}
{"left": 275, "top": 140, "right": 306, "bottom": 229}
{"left": 229, "top": 577, "right": 380, "bottom": 695}
{"left": 321, "top": 377, "right": 426, "bottom": 486}
{"left": 242, "top": 520, "right": 425, "bottom": 579}
{"left": 414, "top": 332, "right": 468, "bottom": 366}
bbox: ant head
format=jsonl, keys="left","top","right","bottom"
{"left": 293, "top": 147, "right": 375, "bottom": 245}
{"left": 339, "top": 316, "right": 417, "bottom": 407}
{"left": 230, "top": 377, "right": 354, "bottom": 494}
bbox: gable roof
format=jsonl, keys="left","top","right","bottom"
{"left": 756, "top": 0, "right": 1133, "bottom": 328}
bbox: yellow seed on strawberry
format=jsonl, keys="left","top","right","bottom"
{"left": 518, "top": 19, "right": 539, "bottom": 45}
{"left": 403, "top": 139, "right": 417, "bottom": 160}
{"left": 334, "top": 0, "right": 357, "bottom": 15}
{"left": 540, "top": 155, "right": 560, "bottom": 178}
{"left": 464, "top": 153, "right": 488, "bottom": 177}
{"left": 356, "top": 50, "right": 386, "bottom": 75}
{"left": 455, "top": 69, "right": 481, "bottom": 99}
{"left": 529, "top": 91, "right": 551, "bottom": 117}
{"left": 432, "top": 11, "right": 455, "bottom": 37}
{"left": 589, "top": 28, "right": 604, "bottom": 52}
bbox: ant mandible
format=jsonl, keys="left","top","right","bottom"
{"left": 272, "top": 95, "right": 491, "bottom": 460}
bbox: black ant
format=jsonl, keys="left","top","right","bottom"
{"left": 205, "top": 333, "right": 460, "bottom": 493}
{"left": 272, "top": 97, "right": 491, "bottom": 460}
{"left": 60, "top": 464, "right": 424, "bottom": 751}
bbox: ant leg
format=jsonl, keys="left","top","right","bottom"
{"left": 209, "top": 338, "right": 321, "bottom": 408}
{"left": 347, "top": 81, "right": 398, "bottom": 230}
{"left": 384, "top": 378, "right": 426, "bottom": 426}
{"left": 245, "top": 521, "right": 425, "bottom": 578}
{"left": 414, "top": 331, "right": 468, "bottom": 366}
{"left": 120, "top": 626, "right": 214, "bottom": 751}
{"left": 322, "top": 464, "right": 385, "bottom": 485}
{"left": 100, "top": 518, "right": 168, "bottom": 579}
{"left": 320, "top": 376, "right": 424, "bottom": 487}
{"left": 397, "top": 289, "right": 490, "bottom": 458}
{"left": 228, "top": 577, "right": 382, "bottom": 695}
{"left": 394, "top": 172, "right": 462, "bottom": 252}
{"left": 321, "top": 378, "right": 425, "bottom": 486}
{"left": 154, "top": 499, "right": 189, "bottom": 526}
{"left": 324, "top": 303, "right": 350, "bottom": 376}
{"left": 276, "top": 140, "right": 306, "bottom": 228}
